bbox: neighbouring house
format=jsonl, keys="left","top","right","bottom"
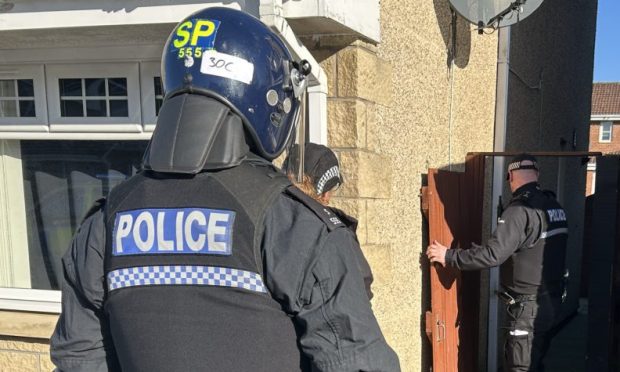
{"left": 586, "top": 82, "right": 620, "bottom": 196}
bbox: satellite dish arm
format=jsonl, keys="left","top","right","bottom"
{"left": 487, "top": 0, "right": 526, "bottom": 27}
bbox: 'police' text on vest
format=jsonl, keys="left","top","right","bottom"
{"left": 547, "top": 209, "right": 566, "bottom": 223}
{"left": 113, "top": 208, "right": 235, "bottom": 256}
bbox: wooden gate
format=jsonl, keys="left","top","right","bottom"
{"left": 421, "top": 154, "right": 485, "bottom": 372}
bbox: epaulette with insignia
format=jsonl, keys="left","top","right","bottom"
{"left": 81, "top": 197, "right": 106, "bottom": 224}
{"left": 285, "top": 186, "right": 345, "bottom": 231}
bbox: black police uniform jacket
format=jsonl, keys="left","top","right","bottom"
{"left": 329, "top": 206, "right": 374, "bottom": 300}
{"left": 445, "top": 182, "right": 568, "bottom": 295}
{"left": 103, "top": 162, "right": 301, "bottom": 371}
{"left": 50, "top": 158, "right": 401, "bottom": 372}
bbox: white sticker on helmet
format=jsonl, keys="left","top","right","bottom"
{"left": 200, "top": 50, "right": 254, "bottom": 85}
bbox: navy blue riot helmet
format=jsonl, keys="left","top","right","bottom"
{"left": 161, "top": 7, "right": 309, "bottom": 160}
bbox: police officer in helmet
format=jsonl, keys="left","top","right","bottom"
{"left": 51, "top": 7, "right": 399, "bottom": 372}
{"left": 426, "top": 153, "right": 568, "bottom": 372}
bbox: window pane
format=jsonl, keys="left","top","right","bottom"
{"left": 601, "top": 123, "right": 612, "bottom": 141}
{"left": 109, "top": 100, "right": 128, "bottom": 117}
{"left": 15, "top": 140, "right": 149, "bottom": 290}
{"left": 19, "top": 100, "right": 36, "bottom": 117}
{"left": 85, "top": 78, "right": 106, "bottom": 96}
{"left": 0, "top": 100, "right": 18, "bottom": 117}
{"left": 59, "top": 79, "right": 83, "bottom": 96}
{"left": 0, "top": 80, "right": 16, "bottom": 97}
{"left": 86, "top": 99, "right": 107, "bottom": 117}
{"left": 17, "top": 79, "right": 35, "bottom": 97}
{"left": 156, "top": 98, "right": 163, "bottom": 116}
{"left": 108, "top": 78, "right": 127, "bottom": 96}
{"left": 60, "top": 99, "right": 84, "bottom": 117}
{"left": 154, "top": 77, "right": 163, "bottom": 96}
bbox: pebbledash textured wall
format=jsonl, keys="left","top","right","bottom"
{"left": 306, "top": 0, "right": 498, "bottom": 369}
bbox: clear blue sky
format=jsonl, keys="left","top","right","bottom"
{"left": 594, "top": 0, "right": 620, "bottom": 82}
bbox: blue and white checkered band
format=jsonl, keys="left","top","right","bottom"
{"left": 107, "top": 265, "right": 267, "bottom": 293}
{"left": 507, "top": 162, "right": 521, "bottom": 171}
{"left": 508, "top": 161, "right": 538, "bottom": 172}
{"left": 113, "top": 208, "right": 235, "bottom": 256}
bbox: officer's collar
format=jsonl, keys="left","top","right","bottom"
{"left": 242, "top": 152, "right": 274, "bottom": 166}
{"left": 513, "top": 182, "right": 540, "bottom": 197}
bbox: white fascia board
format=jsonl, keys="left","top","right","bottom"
{"left": 282, "top": 0, "right": 380, "bottom": 43}
{"left": 0, "top": 1, "right": 245, "bottom": 31}
{"left": 591, "top": 115, "right": 620, "bottom": 121}
{"left": 0, "top": 0, "right": 380, "bottom": 42}
{"left": 260, "top": 0, "right": 326, "bottom": 89}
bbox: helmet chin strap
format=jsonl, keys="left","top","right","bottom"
{"left": 143, "top": 94, "right": 249, "bottom": 174}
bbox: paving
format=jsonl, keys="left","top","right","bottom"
{"left": 543, "top": 309, "right": 588, "bottom": 372}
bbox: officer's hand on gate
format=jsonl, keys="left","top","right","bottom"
{"left": 426, "top": 240, "right": 447, "bottom": 267}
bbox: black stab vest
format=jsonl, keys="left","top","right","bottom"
{"left": 501, "top": 187, "right": 568, "bottom": 295}
{"left": 103, "top": 162, "right": 302, "bottom": 372}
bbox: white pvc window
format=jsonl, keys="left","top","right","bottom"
{"left": 0, "top": 79, "right": 36, "bottom": 118}
{"left": 58, "top": 77, "right": 129, "bottom": 118}
{"left": 46, "top": 63, "right": 142, "bottom": 133}
{"left": 0, "top": 63, "right": 152, "bottom": 312}
{"left": 0, "top": 65, "right": 48, "bottom": 130}
{"left": 599, "top": 121, "right": 612, "bottom": 143}
{"left": 0, "top": 139, "right": 148, "bottom": 313}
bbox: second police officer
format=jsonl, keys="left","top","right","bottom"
{"left": 50, "top": 7, "right": 400, "bottom": 372}
{"left": 282, "top": 142, "right": 375, "bottom": 300}
{"left": 426, "top": 154, "right": 568, "bottom": 372}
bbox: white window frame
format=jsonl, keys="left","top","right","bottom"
{"left": 0, "top": 288, "right": 60, "bottom": 313}
{"left": 46, "top": 63, "right": 142, "bottom": 133}
{"left": 0, "top": 139, "right": 51, "bottom": 312}
{"left": 599, "top": 121, "right": 613, "bottom": 143}
{"left": 0, "top": 137, "right": 151, "bottom": 314}
{"left": 0, "top": 65, "right": 48, "bottom": 131}
{"left": 0, "top": 49, "right": 157, "bottom": 313}
{"left": 140, "top": 62, "right": 162, "bottom": 132}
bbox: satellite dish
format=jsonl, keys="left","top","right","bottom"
{"left": 448, "top": 0, "right": 544, "bottom": 29}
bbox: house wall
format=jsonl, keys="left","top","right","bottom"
{"left": 372, "top": 1, "right": 498, "bottom": 370}
{"left": 305, "top": 0, "right": 499, "bottom": 369}
{"left": 0, "top": 312, "right": 56, "bottom": 371}
{"left": 586, "top": 121, "right": 620, "bottom": 196}
{"left": 589, "top": 121, "right": 620, "bottom": 153}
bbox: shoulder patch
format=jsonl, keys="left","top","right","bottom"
{"left": 285, "top": 186, "right": 345, "bottom": 231}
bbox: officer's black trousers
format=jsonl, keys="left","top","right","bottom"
{"left": 503, "top": 294, "right": 562, "bottom": 372}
